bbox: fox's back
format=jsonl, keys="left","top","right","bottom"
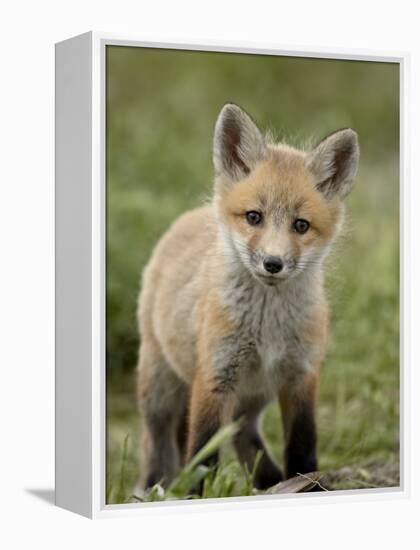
{"left": 138, "top": 205, "right": 217, "bottom": 380}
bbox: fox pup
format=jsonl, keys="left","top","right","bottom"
{"left": 136, "top": 103, "right": 359, "bottom": 492}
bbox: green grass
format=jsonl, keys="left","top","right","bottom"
{"left": 105, "top": 47, "right": 399, "bottom": 504}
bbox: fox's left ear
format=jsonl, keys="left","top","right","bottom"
{"left": 307, "top": 129, "right": 360, "bottom": 199}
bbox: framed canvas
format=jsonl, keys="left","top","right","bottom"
{"left": 55, "top": 32, "right": 407, "bottom": 518}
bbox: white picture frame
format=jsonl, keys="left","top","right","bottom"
{"left": 55, "top": 31, "right": 408, "bottom": 519}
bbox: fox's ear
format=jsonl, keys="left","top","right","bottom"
{"left": 213, "top": 103, "right": 267, "bottom": 184}
{"left": 307, "top": 128, "right": 359, "bottom": 199}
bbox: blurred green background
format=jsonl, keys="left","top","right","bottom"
{"left": 106, "top": 46, "right": 399, "bottom": 503}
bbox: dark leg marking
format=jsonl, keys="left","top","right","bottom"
{"left": 250, "top": 434, "right": 284, "bottom": 490}
{"left": 285, "top": 401, "right": 318, "bottom": 478}
{"left": 234, "top": 407, "right": 283, "bottom": 490}
{"left": 190, "top": 420, "right": 220, "bottom": 468}
{"left": 187, "top": 415, "right": 221, "bottom": 496}
{"left": 176, "top": 404, "right": 189, "bottom": 466}
{"left": 138, "top": 360, "right": 188, "bottom": 490}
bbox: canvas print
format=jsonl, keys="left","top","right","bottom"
{"left": 106, "top": 46, "right": 399, "bottom": 504}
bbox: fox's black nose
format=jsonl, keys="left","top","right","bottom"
{"left": 263, "top": 256, "right": 283, "bottom": 274}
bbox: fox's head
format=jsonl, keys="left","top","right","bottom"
{"left": 213, "top": 103, "right": 359, "bottom": 286}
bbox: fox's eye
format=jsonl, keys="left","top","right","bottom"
{"left": 246, "top": 211, "right": 263, "bottom": 226}
{"left": 293, "top": 218, "right": 310, "bottom": 234}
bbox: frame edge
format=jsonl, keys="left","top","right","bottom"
{"left": 55, "top": 31, "right": 94, "bottom": 519}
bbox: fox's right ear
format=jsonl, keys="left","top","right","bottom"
{"left": 213, "top": 104, "right": 267, "bottom": 185}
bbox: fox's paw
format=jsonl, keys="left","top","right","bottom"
{"left": 254, "top": 462, "right": 284, "bottom": 490}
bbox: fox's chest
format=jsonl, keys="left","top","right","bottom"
{"left": 255, "top": 297, "right": 310, "bottom": 384}
{"left": 218, "top": 282, "right": 314, "bottom": 396}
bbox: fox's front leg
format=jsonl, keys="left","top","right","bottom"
{"left": 186, "top": 368, "right": 229, "bottom": 468}
{"left": 185, "top": 301, "right": 236, "bottom": 475}
{"left": 279, "top": 370, "right": 319, "bottom": 478}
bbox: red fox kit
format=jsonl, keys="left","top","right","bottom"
{"left": 136, "top": 103, "right": 359, "bottom": 492}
